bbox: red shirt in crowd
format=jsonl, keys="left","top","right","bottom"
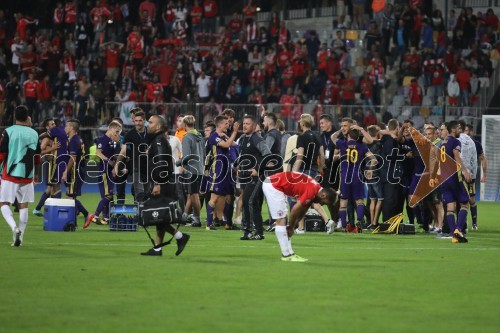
{"left": 341, "top": 78, "right": 356, "bottom": 100}
{"left": 250, "top": 68, "right": 264, "bottom": 85}
{"left": 90, "top": 6, "right": 111, "bottom": 26}
{"left": 279, "top": 93, "right": 297, "bottom": 117}
{"left": 409, "top": 82, "right": 423, "bottom": 105}
{"left": 145, "top": 81, "right": 163, "bottom": 102}
{"left": 456, "top": 68, "right": 471, "bottom": 91}
{"left": 431, "top": 67, "right": 444, "bottom": 86}
{"left": 20, "top": 50, "right": 38, "bottom": 72}
{"left": 139, "top": 0, "right": 157, "bottom": 20}
{"left": 281, "top": 66, "right": 294, "bottom": 87}
{"left": 53, "top": 6, "right": 64, "bottom": 25}
{"left": 360, "top": 78, "right": 373, "bottom": 99}
{"left": 38, "top": 80, "right": 53, "bottom": 101}
{"left": 228, "top": 17, "right": 243, "bottom": 34}
{"left": 191, "top": 5, "right": 203, "bottom": 25}
{"left": 277, "top": 50, "right": 290, "bottom": 68}
{"left": 203, "top": 0, "right": 218, "bottom": 18}
{"left": 65, "top": 2, "right": 77, "bottom": 24}
{"left": 128, "top": 32, "right": 144, "bottom": 59}
{"left": 106, "top": 48, "right": 120, "bottom": 68}
{"left": 16, "top": 16, "right": 36, "bottom": 40}
{"left": 23, "top": 79, "right": 39, "bottom": 99}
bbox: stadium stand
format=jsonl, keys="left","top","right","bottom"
{"left": 0, "top": 0, "right": 498, "bottom": 133}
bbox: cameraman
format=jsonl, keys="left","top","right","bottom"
{"left": 140, "top": 115, "right": 190, "bottom": 257}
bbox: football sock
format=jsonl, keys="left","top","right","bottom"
{"left": 413, "top": 205, "right": 423, "bottom": 225}
{"left": 35, "top": 192, "right": 49, "bottom": 211}
{"left": 223, "top": 202, "right": 233, "bottom": 225}
{"left": 446, "top": 212, "right": 456, "bottom": 232}
{"left": 456, "top": 207, "right": 469, "bottom": 231}
{"left": 75, "top": 200, "right": 88, "bottom": 216}
{"left": 206, "top": 202, "right": 214, "bottom": 226}
{"left": 356, "top": 203, "right": 365, "bottom": 223}
{"left": 339, "top": 207, "right": 347, "bottom": 228}
{"left": 287, "top": 237, "right": 294, "bottom": 256}
{"left": 102, "top": 200, "right": 110, "bottom": 219}
{"left": 174, "top": 231, "right": 183, "bottom": 240}
{"left": 407, "top": 202, "right": 415, "bottom": 223}
{"left": 95, "top": 197, "right": 111, "bottom": 216}
{"left": 470, "top": 204, "right": 477, "bottom": 225}
{"left": 275, "top": 225, "right": 290, "bottom": 256}
{"left": 193, "top": 215, "right": 200, "bottom": 223}
{"left": 19, "top": 208, "right": 28, "bottom": 234}
{"left": 1, "top": 205, "right": 17, "bottom": 232}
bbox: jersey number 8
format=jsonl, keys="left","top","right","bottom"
{"left": 440, "top": 146, "right": 446, "bottom": 163}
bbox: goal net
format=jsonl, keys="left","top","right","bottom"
{"left": 481, "top": 115, "right": 500, "bottom": 201}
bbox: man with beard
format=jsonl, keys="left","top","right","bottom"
{"left": 140, "top": 115, "right": 190, "bottom": 256}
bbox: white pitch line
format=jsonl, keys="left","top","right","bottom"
{"left": 27, "top": 242, "right": 500, "bottom": 251}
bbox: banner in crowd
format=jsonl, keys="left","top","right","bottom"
{"left": 120, "top": 101, "right": 136, "bottom": 125}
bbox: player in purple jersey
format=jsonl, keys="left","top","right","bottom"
{"left": 61, "top": 119, "right": 89, "bottom": 225}
{"left": 84, "top": 121, "right": 122, "bottom": 229}
{"left": 333, "top": 128, "right": 375, "bottom": 233}
{"left": 205, "top": 115, "right": 239, "bottom": 230}
{"left": 440, "top": 120, "right": 471, "bottom": 243}
{"left": 464, "top": 124, "right": 488, "bottom": 230}
{"left": 32, "top": 119, "right": 69, "bottom": 216}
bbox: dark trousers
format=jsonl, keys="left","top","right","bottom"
{"left": 242, "top": 178, "right": 264, "bottom": 235}
{"left": 382, "top": 181, "right": 403, "bottom": 222}
{"left": 115, "top": 173, "right": 127, "bottom": 204}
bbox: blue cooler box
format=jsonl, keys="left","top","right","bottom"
{"left": 43, "top": 198, "right": 76, "bottom": 231}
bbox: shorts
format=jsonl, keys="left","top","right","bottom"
{"left": 208, "top": 169, "right": 232, "bottom": 196}
{"left": 182, "top": 174, "right": 202, "bottom": 195}
{"left": 424, "top": 186, "right": 442, "bottom": 205}
{"left": 340, "top": 175, "right": 366, "bottom": 200}
{"left": 367, "top": 183, "right": 384, "bottom": 200}
{"left": 262, "top": 180, "right": 288, "bottom": 219}
{"left": 441, "top": 180, "right": 469, "bottom": 205}
{"left": 200, "top": 175, "right": 211, "bottom": 194}
{"left": 0, "top": 180, "right": 35, "bottom": 203}
{"left": 47, "top": 160, "right": 65, "bottom": 185}
{"left": 98, "top": 172, "right": 115, "bottom": 198}
{"left": 66, "top": 177, "right": 83, "bottom": 197}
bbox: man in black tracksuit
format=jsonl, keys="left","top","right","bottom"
{"left": 237, "top": 115, "right": 271, "bottom": 240}
{"left": 378, "top": 119, "right": 405, "bottom": 222}
{"left": 262, "top": 112, "right": 282, "bottom": 168}
{"left": 140, "top": 115, "right": 190, "bottom": 257}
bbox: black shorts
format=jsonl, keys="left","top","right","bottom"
{"left": 183, "top": 175, "right": 202, "bottom": 195}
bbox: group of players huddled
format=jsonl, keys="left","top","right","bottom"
{"left": 0, "top": 105, "right": 487, "bottom": 259}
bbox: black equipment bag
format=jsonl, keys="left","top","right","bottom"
{"left": 140, "top": 195, "right": 182, "bottom": 226}
{"left": 304, "top": 215, "right": 326, "bottom": 232}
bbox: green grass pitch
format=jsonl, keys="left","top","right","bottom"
{"left": 1, "top": 194, "right": 499, "bottom": 333}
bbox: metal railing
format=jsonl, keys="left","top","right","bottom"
{"left": 91, "top": 102, "right": 490, "bottom": 134}
{"left": 455, "top": 0, "right": 500, "bottom": 8}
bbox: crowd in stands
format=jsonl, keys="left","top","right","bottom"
{"left": 0, "top": 0, "right": 498, "bottom": 128}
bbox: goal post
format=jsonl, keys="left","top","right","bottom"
{"left": 481, "top": 115, "right": 500, "bottom": 201}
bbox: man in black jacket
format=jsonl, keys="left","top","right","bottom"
{"left": 238, "top": 115, "right": 272, "bottom": 240}
{"left": 141, "top": 115, "right": 190, "bottom": 257}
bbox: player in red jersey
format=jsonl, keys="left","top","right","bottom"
{"left": 262, "top": 171, "right": 336, "bottom": 262}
